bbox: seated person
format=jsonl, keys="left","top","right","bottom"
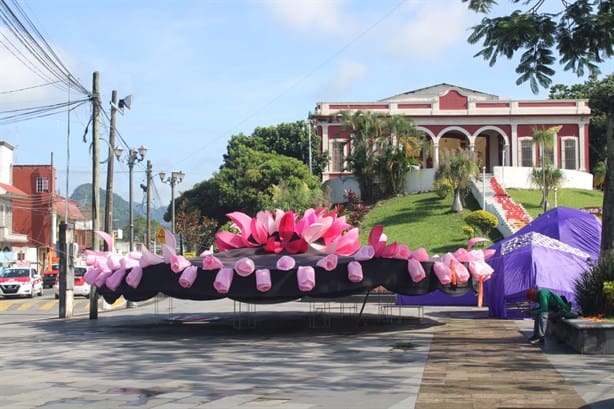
{"left": 524, "top": 287, "right": 576, "bottom": 345}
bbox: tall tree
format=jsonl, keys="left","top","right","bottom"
{"left": 226, "top": 121, "right": 328, "bottom": 177}
{"left": 341, "top": 111, "right": 420, "bottom": 200}
{"left": 463, "top": 0, "right": 614, "bottom": 256}
{"left": 549, "top": 73, "right": 610, "bottom": 171}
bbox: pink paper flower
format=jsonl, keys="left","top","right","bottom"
{"left": 297, "top": 265, "right": 315, "bottom": 292}
{"left": 202, "top": 254, "right": 224, "bottom": 270}
{"left": 234, "top": 257, "right": 255, "bottom": 277}
{"left": 105, "top": 267, "right": 127, "bottom": 291}
{"left": 353, "top": 245, "right": 375, "bottom": 261}
{"left": 276, "top": 255, "right": 296, "bottom": 271}
{"left": 347, "top": 261, "right": 363, "bottom": 283}
{"left": 316, "top": 254, "right": 338, "bottom": 271}
{"left": 213, "top": 267, "right": 234, "bottom": 294}
{"left": 255, "top": 268, "right": 272, "bottom": 292}
{"left": 179, "top": 265, "right": 198, "bottom": 288}
{"left": 170, "top": 255, "right": 191, "bottom": 273}
{"left": 125, "top": 265, "right": 143, "bottom": 289}
{"left": 407, "top": 259, "right": 426, "bottom": 282}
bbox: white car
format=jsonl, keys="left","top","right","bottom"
{"left": 53, "top": 266, "right": 91, "bottom": 299}
{"left": 0, "top": 266, "right": 43, "bottom": 298}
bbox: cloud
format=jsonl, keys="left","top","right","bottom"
{"left": 384, "top": 1, "right": 474, "bottom": 60}
{"left": 319, "top": 57, "right": 368, "bottom": 96}
{"left": 261, "top": 0, "right": 352, "bottom": 37}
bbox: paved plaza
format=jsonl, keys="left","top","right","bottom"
{"left": 0, "top": 298, "right": 613, "bottom": 409}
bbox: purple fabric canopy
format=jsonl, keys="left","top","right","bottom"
{"left": 485, "top": 231, "right": 594, "bottom": 318}
{"left": 513, "top": 206, "right": 601, "bottom": 261}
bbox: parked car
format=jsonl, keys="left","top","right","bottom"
{"left": 0, "top": 266, "right": 43, "bottom": 298}
{"left": 42, "top": 263, "right": 59, "bottom": 288}
{"left": 53, "top": 266, "right": 90, "bottom": 299}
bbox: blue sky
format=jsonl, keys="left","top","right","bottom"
{"left": 0, "top": 0, "right": 603, "bottom": 208}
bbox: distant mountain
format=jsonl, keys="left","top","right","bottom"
{"left": 71, "top": 183, "right": 168, "bottom": 229}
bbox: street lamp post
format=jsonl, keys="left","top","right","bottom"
{"left": 159, "top": 171, "right": 185, "bottom": 235}
{"left": 115, "top": 145, "right": 147, "bottom": 251}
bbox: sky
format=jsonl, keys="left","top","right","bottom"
{"left": 0, "top": 0, "right": 605, "bottom": 209}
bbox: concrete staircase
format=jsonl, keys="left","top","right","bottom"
{"left": 470, "top": 174, "right": 532, "bottom": 237}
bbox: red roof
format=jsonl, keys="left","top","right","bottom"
{"left": 53, "top": 197, "right": 85, "bottom": 220}
{"left": 0, "top": 182, "right": 27, "bottom": 197}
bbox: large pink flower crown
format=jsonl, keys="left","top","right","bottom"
{"left": 214, "top": 208, "right": 361, "bottom": 256}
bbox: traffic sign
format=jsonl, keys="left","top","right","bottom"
{"left": 156, "top": 228, "right": 165, "bottom": 244}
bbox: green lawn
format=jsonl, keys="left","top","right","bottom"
{"left": 357, "top": 187, "right": 603, "bottom": 255}
{"left": 359, "top": 192, "right": 496, "bottom": 255}
{"left": 506, "top": 188, "right": 603, "bottom": 219}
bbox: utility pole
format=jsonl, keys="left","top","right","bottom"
{"left": 89, "top": 71, "right": 101, "bottom": 320}
{"left": 145, "top": 160, "right": 152, "bottom": 249}
{"left": 58, "top": 222, "right": 75, "bottom": 318}
{"left": 104, "top": 90, "right": 118, "bottom": 245}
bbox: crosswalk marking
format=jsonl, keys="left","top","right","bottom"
{"left": 40, "top": 300, "right": 56, "bottom": 311}
{"left": 0, "top": 300, "right": 17, "bottom": 311}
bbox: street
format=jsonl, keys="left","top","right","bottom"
{"left": 0, "top": 292, "right": 121, "bottom": 324}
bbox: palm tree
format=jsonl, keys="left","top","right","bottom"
{"left": 434, "top": 148, "right": 480, "bottom": 212}
{"left": 341, "top": 110, "right": 381, "bottom": 200}
{"left": 376, "top": 115, "right": 420, "bottom": 196}
{"left": 532, "top": 126, "right": 562, "bottom": 212}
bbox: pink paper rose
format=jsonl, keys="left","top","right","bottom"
{"left": 276, "top": 255, "right": 296, "bottom": 271}
{"left": 316, "top": 254, "right": 338, "bottom": 271}
{"left": 234, "top": 257, "right": 255, "bottom": 277}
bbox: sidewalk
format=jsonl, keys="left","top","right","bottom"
{"left": 0, "top": 299, "right": 612, "bottom": 409}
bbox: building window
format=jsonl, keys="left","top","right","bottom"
{"left": 520, "top": 139, "right": 533, "bottom": 167}
{"left": 36, "top": 177, "right": 49, "bottom": 193}
{"left": 562, "top": 138, "right": 577, "bottom": 169}
{"left": 331, "top": 141, "right": 345, "bottom": 173}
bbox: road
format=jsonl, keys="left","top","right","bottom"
{"left": 0, "top": 292, "right": 122, "bottom": 324}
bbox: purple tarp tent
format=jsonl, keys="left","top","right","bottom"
{"left": 511, "top": 206, "right": 601, "bottom": 261}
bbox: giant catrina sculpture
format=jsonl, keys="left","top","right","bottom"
{"left": 84, "top": 208, "right": 495, "bottom": 306}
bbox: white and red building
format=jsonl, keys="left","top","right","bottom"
{"left": 312, "top": 83, "right": 592, "bottom": 192}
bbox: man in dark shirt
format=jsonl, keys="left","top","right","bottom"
{"left": 525, "top": 287, "right": 573, "bottom": 345}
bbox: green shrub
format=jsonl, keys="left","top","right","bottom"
{"left": 463, "top": 225, "right": 475, "bottom": 239}
{"left": 575, "top": 254, "right": 614, "bottom": 317}
{"left": 433, "top": 178, "right": 452, "bottom": 199}
{"left": 464, "top": 210, "right": 498, "bottom": 236}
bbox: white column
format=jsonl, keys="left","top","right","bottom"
{"left": 578, "top": 121, "right": 587, "bottom": 171}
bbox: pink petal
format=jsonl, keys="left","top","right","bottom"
{"left": 140, "top": 244, "right": 164, "bottom": 267}
{"left": 276, "top": 255, "right": 296, "bottom": 271}
{"left": 202, "top": 254, "right": 224, "bottom": 270}
{"left": 214, "top": 231, "right": 244, "bottom": 251}
{"left": 409, "top": 248, "right": 430, "bottom": 262}
{"left": 125, "top": 265, "right": 143, "bottom": 289}
{"left": 105, "top": 267, "right": 126, "bottom": 291}
{"left": 467, "top": 237, "right": 491, "bottom": 250}
{"left": 234, "top": 257, "right": 255, "bottom": 277}
{"left": 407, "top": 259, "right": 426, "bottom": 282}
{"left": 95, "top": 230, "right": 114, "bottom": 252}
{"left": 347, "top": 261, "right": 363, "bottom": 283}
{"left": 178, "top": 265, "right": 198, "bottom": 288}
{"left": 353, "top": 245, "right": 375, "bottom": 261}
{"left": 162, "top": 244, "right": 176, "bottom": 263}
{"left": 255, "top": 268, "right": 272, "bottom": 292}
{"left": 170, "top": 255, "right": 191, "bottom": 273}
{"left": 297, "top": 265, "right": 315, "bottom": 292}
{"left": 213, "top": 267, "right": 234, "bottom": 294}
{"left": 316, "top": 254, "right": 338, "bottom": 271}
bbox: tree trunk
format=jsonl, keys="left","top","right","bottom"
{"left": 452, "top": 189, "right": 463, "bottom": 212}
{"left": 601, "top": 110, "right": 614, "bottom": 257}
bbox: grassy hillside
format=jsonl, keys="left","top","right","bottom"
{"left": 359, "top": 192, "right": 494, "bottom": 255}
{"left": 358, "top": 187, "right": 603, "bottom": 255}
{"left": 506, "top": 188, "right": 603, "bottom": 219}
